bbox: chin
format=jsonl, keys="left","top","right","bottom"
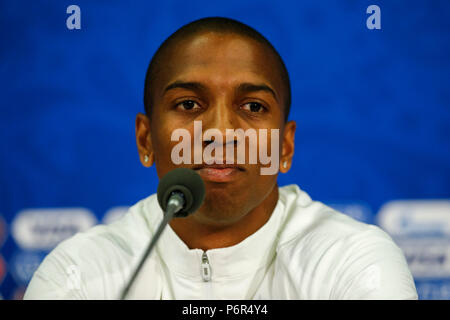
{"left": 195, "top": 193, "right": 247, "bottom": 225}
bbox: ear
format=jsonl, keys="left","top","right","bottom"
{"left": 279, "top": 120, "right": 296, "bottom": 173}
{"left": 135, "top": 113, "right": 154, "bottom": 167}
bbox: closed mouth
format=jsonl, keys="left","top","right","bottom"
{"left": 192, "top": 164, "right": 245, "bottom": 182}
{"left": 192, "top": 164, "right": 245, "bottom": 171}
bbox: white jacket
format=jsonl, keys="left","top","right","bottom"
{"left": 24, "top": 184, "right": 418, "bottom": 299}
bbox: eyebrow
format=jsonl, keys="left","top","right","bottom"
{"left": 164, "top": 81, "right": 207, "bottom": 94}
{"left": 236, "top": 83, "right": 279, "bottom": 103}
{"left": 163, "top": 80, "right": 279, "bottom": 102}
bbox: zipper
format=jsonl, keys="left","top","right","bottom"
{"left": 201, "top": 251, "right": 211, "bottom": 282}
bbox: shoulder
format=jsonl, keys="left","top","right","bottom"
{"left": 277, "top": 184, "right": 372, "bottom": 245}
{"left": 276, "top": 184, "right": 386, "bottom": 269}
{"left": 274, "top": 185, "right": 417, "bottom": 299}
{"left": 24, "top": 194, "right": 160, "bottom": 299}
{"left": 51, "top": 194, "right": 157, "bottom": 263}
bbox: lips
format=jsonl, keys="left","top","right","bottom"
{"left": 193, "top": 164, "right": 244, "bottom": 182}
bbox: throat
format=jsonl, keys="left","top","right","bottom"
{"left": 169, "top": 186, "right": 279, "bottom": 251}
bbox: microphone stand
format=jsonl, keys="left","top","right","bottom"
{"left": 120, "top": 193, "right": 184, "bottom": 300}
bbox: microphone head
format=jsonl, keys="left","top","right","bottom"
{"left": 157, "top": 168, "right": 205, "bottom": 217}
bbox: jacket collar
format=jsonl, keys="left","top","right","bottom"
{"left": 144, "top": 193, "right": 285, "bottom": 281}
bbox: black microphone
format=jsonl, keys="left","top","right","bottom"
{"left": 120, "top": 168, "right": 205, "bottom": 299}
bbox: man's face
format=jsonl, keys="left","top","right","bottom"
{"left": 137, "top": 32, "right": 295, "bottom": 226}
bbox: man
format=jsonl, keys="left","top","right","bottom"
{"left": 24, "top": 17, "right": 417, "bottom": 299}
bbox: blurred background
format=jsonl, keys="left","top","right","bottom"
{"left": 0, "top": 0, "right": 449, "bottom": 299}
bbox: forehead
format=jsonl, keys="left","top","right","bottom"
{"left": 154, "top": 32, "right": 284, "bottom": 99}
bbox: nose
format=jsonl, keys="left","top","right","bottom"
{"left": 202, "top": 97, "right": 238, "bottom": 145}
{"left": 203, "top": 98, "right": 235, "bottom": 130}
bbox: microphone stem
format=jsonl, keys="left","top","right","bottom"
{"left": 120, "top": 194, "right": 184, "bottom": 300}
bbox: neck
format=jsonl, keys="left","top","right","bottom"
{"left": 169, "top": 185, "right": 279, "bottom": 251}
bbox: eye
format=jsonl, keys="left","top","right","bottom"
{"left": 176, "top": 100, "right": 201, "bottom": 111}
{"left": 242, "top": 102, "right": 266, "bottom": 113}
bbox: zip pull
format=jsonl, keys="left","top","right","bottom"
{"left": 201, "top": 251, "right": 211, "bottom": 282}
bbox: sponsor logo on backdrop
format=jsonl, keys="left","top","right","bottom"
{"left": 327, "top": 202, "right": 373, "bottom": 224}
{"left": 12, "top": 208, "right": 97, "bottom": 251}
{"left": 395, "top": 238, "right": 450, "bottom": 279}
{"left": 0, "top": 214, "right": 6, "bottom": 248}
{"left": 12, "top": 286, "right": 27, "bottom": 300}
{"left": 9, "top": 250, "right": 47, "bottom": 285}
{"left": 0, "top": 255, "right": 6, "bottom": 285}
{"left": 377, "top": 200, "right": 450, "bottom": 237}
{"left": 376, "top": 200, "right": 450, "bottom": 300}
{"left": 414, "top": 279, "right": 450, "bottom": 300}
{"left": 102, "top": 206, "right": 129, "bottom": 225}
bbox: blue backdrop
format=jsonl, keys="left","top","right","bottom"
{"left": 1, "top": 0, "right": 449, "bottom": 299}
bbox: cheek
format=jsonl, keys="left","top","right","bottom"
{"left": 151, "top": 121, "right": 196, "bottom": 170}
{"left": 238, "top": 173, "right": 277, "bottom": 210}
{"left": 151, "top": 124, "right": 179, "bottom": 167}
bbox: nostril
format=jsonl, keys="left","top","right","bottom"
{"left": 202, "top": 138, "right": 237, "bottom": 146}
{"left": 226, "top": 139, "right": 238, "bottom": 146}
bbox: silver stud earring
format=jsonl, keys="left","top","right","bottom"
{"left": 144, "top": 155, "right": 149, "bottom": 163}
{"left": 283, "top": 161, "right": 288, "bottom": 169}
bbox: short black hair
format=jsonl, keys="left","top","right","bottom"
{"left": 143, "top": 17, "right": 291, "bottom": 121}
